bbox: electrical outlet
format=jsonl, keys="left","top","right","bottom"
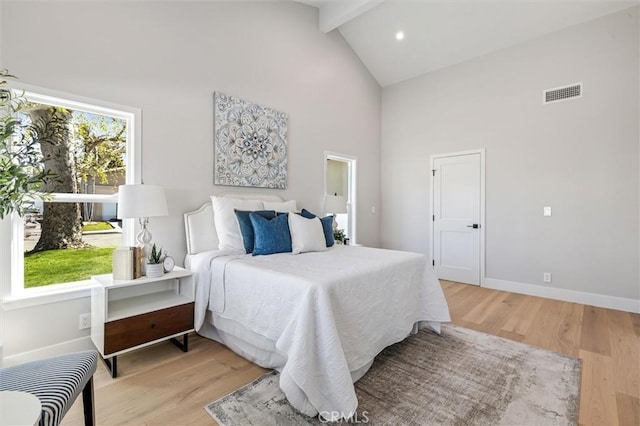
{"left": 543, "top": 272, "right": 552, "bottom": 283}
{"left": 79, "top": 313, "right": 91, "bottom": 330}
{"left": 543, "top": 206, "right": 552, "bottom": 217}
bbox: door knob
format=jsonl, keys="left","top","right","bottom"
{"left": 466, "top": 224, "right": 480, "bottom": 229}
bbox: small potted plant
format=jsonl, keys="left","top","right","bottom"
{"left": 333, "top": 229, "right": 346, "bottom": 245}
{"left": 146, "top": 243, "right": 164, "bottom": 278}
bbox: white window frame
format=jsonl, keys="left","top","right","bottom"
{"left": 2, "top": 84, "right": 141, "bottom": 306}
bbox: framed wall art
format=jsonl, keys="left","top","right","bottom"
{"left": 214, "top": 92, "right": 288, "bottom": 189}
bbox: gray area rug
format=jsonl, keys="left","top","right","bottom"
{"left": 205, "top": 324, "right": 581, "bottom": 425}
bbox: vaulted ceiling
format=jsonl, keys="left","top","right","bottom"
{"left": 296, "top": 0, "right": 638, "bottom": 87}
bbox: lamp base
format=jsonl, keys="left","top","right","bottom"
{"left": 137, "top": 218, "right": 152, "bottom": 274}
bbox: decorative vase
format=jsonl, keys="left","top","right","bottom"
{"left": 145, "top": 263, "right": 164, "bottom": 278}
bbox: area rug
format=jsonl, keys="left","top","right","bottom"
{"left": 205, "top": 324, "right": 581, "bottom": 425}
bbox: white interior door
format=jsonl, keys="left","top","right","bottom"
{"left": 433, "top": 153, "right": 481, "bottom": 285}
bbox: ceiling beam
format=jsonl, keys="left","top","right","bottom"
{"left": 318, "top": 0, "right": 384, "bottom": 33}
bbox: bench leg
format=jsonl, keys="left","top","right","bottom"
{"left": 82, "top": 376, "right": 95, "bottom": 426}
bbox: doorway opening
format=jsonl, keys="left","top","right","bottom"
{"left": 324, "top": 152, "right": 357, "bottom": 244}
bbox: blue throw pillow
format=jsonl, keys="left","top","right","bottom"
{"left": 300, "top": 209, "right": 334, "bottom": 247}
{"left": 250, "top": 212, "right": 292, "bottom": 255}
{"left": 300, "top": 209, "right": 315, "bottom": 219}
{"left": 235, "top": 210, "right": 276, "bottom": 253}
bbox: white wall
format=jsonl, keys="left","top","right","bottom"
{"left": 0, "top": 0, "right": 3, "bottom": 63}
{"left": 381, "top": 7, "right": 639, "bottom": 306}
{"left": 0, "top": 1, "right": 381, "bottom": 358}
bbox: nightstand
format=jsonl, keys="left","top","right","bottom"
{"left": 91, "top": 267, "right": 194, "bottom": 378}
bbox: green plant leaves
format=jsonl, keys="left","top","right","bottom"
{"left": 0, "top": 70, "right": 54, "bottom": 219}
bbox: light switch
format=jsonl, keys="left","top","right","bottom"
{"left": 371, "top": 206, "right": 376, "bottom": 214}
{"left": 543, "top": 206, "right": 552, "bottom": 217}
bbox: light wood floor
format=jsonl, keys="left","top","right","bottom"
{"left": 62, "top": 282, "right": 640, "bottom": 425}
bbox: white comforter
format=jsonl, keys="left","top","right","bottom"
{"left": 189, "top": 245, "right": 450, "bottom": 420}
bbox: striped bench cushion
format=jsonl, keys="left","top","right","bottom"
{"left": 0, "top": 350, "right": 98, "bottom": 426}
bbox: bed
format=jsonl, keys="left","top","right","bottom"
{"left": 184, "top": 194, "right": 451, "bottom": 421}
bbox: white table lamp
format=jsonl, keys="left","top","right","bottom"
{"left": 117, "top": 184, "right": 168, "bottom": 254}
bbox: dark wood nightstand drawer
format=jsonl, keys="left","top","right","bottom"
{"left": 104, "top": 302, "right": 194, "bottom": 355}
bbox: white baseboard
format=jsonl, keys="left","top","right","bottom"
{"left": 2, "top": 336, "right": 95, "bottom": 367}
{"left": 483, "top": 278, "right": 640, "bottom": 314}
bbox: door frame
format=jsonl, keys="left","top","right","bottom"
{"left": 324, "top": 151, "right": 357, "bottom": 245}
{"left": 429, "top": 148, "right": 486, "bottom": 286}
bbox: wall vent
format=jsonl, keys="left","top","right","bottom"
{"left": 543, "top": 83, "right": 582, "bottom": 104}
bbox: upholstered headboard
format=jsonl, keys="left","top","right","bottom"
{"left": 184, "top": 193, "right": 283, "bottom": 256}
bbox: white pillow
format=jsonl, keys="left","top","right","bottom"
{"left": 288, "top": 213, "right": 328, "bottom": 255}
{"left": 263, "top": 200, "right": 297, "bottom": 213}
{"left": 211, "top": 196, "right": 263, "bottom": 251}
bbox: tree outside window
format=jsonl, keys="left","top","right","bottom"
{"left": 20, "top": 101, "right": 128, "bottom": 288}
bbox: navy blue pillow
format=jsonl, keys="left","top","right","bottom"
{"left": 250, "top": 212, "right": 292, "bottom": 256}
{"left": 235, "top": 210, "right": 276, "bottom": 253}
{"left": 300, "top": 209, "right": 334, "bottom": 247}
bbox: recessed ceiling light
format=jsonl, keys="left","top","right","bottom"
{"left": 395, "top": 31, "right": 405, "bottom": 41}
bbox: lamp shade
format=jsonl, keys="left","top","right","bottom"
{"left": 324, "top": 194, "right": 348, "bottom": 214}
{"left": 117, "top": 184, "right": 168, "bottom": 219}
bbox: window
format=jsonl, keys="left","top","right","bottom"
{"left": 8, "top": 87, "right": 140, "bottom": 296}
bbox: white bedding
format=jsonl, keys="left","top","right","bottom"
{"left": 188, "top": 245, "right": 451, "bottom": 420}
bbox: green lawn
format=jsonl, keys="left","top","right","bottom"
{"left": 24, "top": 246, "right": 116, "bottom": 288}
{"left": 82, "top": 221, "right": 114, "bottom": 232}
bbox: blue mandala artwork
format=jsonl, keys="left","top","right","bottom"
{"left": 214, "top": 92, "right": 288, "bottom": 189}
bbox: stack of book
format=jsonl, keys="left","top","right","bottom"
{"left": 113, "top": 246, "right": 145, "bottom": 280}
